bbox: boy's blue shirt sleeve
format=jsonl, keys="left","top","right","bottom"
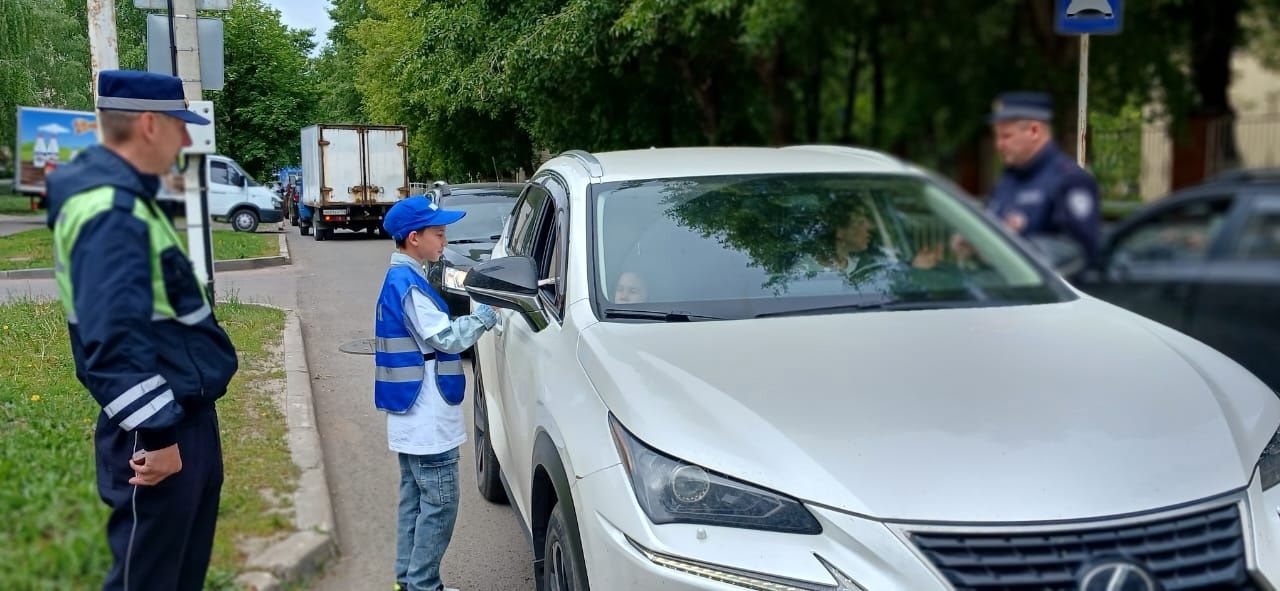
{"left": 405, "top": 289, "right": 496, "bottom": 354}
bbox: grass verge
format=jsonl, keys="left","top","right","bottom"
{"left": 0, "top": 299, "right": 295, "bottom": 590}
{"left": 0, "top": 193, "right": 38, "bottom": 216}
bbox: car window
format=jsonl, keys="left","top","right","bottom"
{"left": 210, "top": 160, "right": 230, "bottom": 185}
{"left": 234, "top": 165, "right": 257, "bottom": 186}
{"left": 443, "top": 200, "right": 515, "bottom": 241}
{"left": 537, "top": 219, "right": 565, "bottom": 311}
{"left": 592, "top": 173, "right": 1069, "bottom": 319}
{"left": 533, "top": 179, "right": 568, "bottom": 315}
{"left": 1112, "top": 196, "right": 1234, "bottom": 265}
{"left": 1232, "top": 205, "right": 1280, "bottom": 261}
{"left": 508, "top": 186, "right": 550, "bottom": 256}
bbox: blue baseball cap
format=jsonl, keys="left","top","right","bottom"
{"left": 383, "top": 195, "right": 466, "bottom": 240}
{"left": 988, "top": 92, "right": 1054, "bottom": 123}
{"left": 96, "top": 70, "right": 210, "bottom": 125}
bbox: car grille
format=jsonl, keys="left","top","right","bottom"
{"left": 910, "top": 504, "right": 1258, "bottom": 590}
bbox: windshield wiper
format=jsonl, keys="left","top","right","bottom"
{"left": 602, "top": 308, "right": 725, "bottom": 322}
{"left": 755, "top": 300, "right": 973, "bottom": 318}
{"left": 449, "top": 237, "right": 495, "bottom": 244}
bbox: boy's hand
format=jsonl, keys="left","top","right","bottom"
{"left": 475, "top": 304, "right": 499, "bottom": 328}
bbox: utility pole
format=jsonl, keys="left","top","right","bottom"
{"left": 87, "top": 0, "right": 119, "bottom": 142}
{"left": 167, "top": 0, "right": 217, "bottom": 298}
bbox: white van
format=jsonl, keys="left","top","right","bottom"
{"left": 206, "top": 155, "right": 283, "bottom": 232}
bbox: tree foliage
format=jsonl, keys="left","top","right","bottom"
{"left": 315, "top": 0, "right": 1280, "bottom": 184}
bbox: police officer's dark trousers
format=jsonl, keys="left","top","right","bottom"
{"left": 96, "top": 402, "right": 223, "bottom": 591}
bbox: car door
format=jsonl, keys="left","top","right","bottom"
{"left": 1184, "top": 193, "right": 1280, "bottom": 390}
{"left": 490, "top": 179, "right": 559, "bottom": 522}
{"left": 207, "top": 158, "right": 241, "bottom": 218}
{"left": 1081, "top": 194, "right": 1237, "bottom": 332}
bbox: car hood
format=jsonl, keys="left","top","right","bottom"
{"left": 577, "top": 298, "right": 1280, "bottom": 522}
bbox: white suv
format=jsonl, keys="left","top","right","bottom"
{"left": 458, "top": 147, "right": 1280, "bottom": 591}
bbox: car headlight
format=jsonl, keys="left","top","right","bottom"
{"left": 1260, "top": 427, "right": 1280, "bottom": 490}
{"left": 442, "top": 265, "right": 468, "bottom": 295}
{"left": 609, "top": 415, "right": 822, "bottom": 534}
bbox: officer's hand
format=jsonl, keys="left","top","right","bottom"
{"left": 1003, "top": 212, "right": 1027, "bottom": 233}
{"left": 129, "top": 443, "right": 183, "bottom": 486}
{"left": 950, "top": 234, "right": 974, "bottom": 261}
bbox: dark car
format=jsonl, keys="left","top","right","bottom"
{"left": 425, "top": 182, "right": 524, "bottom": 317}
{"left": 1073, "top": 169, "right": 1280, "bottom": 390}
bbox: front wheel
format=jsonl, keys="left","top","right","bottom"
{"left": 473, "top": 361, "right": 507, "bottom": 504}
{"left": 231, "top": 209, "right": 259, "bottom": 232}
{"left": 543, "top": 502, "right": 589, "bottom": 591}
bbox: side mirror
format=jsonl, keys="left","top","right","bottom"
{"left": 463, "top": 255, "right": 548, "bottom": 332}
{"left": 1027, "top": 235, "right": 1086, "bottom": 277}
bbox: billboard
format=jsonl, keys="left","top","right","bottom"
{"left": 15, "top": 107, "right": 99, "bottom": 194}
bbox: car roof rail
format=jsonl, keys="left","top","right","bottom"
{"left": 558, "top": 150, "right": 604, "bottom": 179}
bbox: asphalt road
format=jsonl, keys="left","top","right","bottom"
{"left": 290, "top": 228, "right": 533, "bottom": 591}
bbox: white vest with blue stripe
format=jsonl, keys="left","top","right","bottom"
{"left": 374, "top": 262, "right": 466, "bottom": 413}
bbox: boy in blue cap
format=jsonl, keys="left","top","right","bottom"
{"left": 375, "top": 196, "right": 498, "bottom": 591}
{"left": 46, "top": 70, "right": 237, "bottom": 590}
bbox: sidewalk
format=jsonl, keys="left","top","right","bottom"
{"left": 0, "top": 213, "right": 44, "bottom": 238}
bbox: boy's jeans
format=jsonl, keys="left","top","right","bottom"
{"left": 396, "top": 447, "right": 460, "bottom": 591}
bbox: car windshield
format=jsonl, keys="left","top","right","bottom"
{"left": 592, "top": 173, "right": 1071, "bottom": 319}
{"left": 446, "top": 200, "right": 515, "bottom": 241}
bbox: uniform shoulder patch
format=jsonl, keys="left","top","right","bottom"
{"left": 1067, "top": 188, "right": 1095, "bottom": 219}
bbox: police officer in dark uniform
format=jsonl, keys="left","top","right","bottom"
{"left": 987, "top": 92, "right": 1101, "bottom": 265}
{"left": 46, "top": 71, "right": 238, "bottom": 590}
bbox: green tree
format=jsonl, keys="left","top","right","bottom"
{"left": 204, "top": 0, "right": 318, "bottom": 178}
{"left": 313, "top": 0, "right": 368, "bottom": 124}
{"left": 0, "top": 0, "right": 94, "bottom": 175}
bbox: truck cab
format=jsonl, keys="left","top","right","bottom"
{"left": 207, "top": 155, "right": 283, "bottom": 232}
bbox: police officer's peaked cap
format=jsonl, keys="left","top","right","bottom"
{"left": 988, "top": 92, "right": 1054, "bottom": 124}
{"left": 96, "top": 70, "right": 210, "bottom": 125}
{"left": 383, "top": 196, "right": 466, "bottom": 240}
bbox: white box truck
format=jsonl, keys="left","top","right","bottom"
{"left": 299, "top": 124, "right": 409, "bottom": 240}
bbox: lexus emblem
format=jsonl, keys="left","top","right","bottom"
{"left": 1079, "top": 561, "right": 1158, "bottom": 591}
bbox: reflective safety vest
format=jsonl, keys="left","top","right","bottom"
{"left": 53, "top": 187, "right": 212, "bottom": 326}
{"left": 374, "top": 263, "right": 465, "bottom": 413}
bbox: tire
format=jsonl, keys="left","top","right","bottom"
{"left": 314, "top": 225, "right": 328, "bottom": 241}
{"left": 300, "top": 223, "right": 312, "bottom": 236}
{"left": 543, "top": 502, "right": 589, "bottom": 591}
{"left": 473, "top": 360, "right": 507, "bottom": 503}
{"left": 231, "top": 208, "right": 259, "bottom": 233}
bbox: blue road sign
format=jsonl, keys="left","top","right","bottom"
{"left": 1055, "top": 0, "right": 1124, "bottom": 35}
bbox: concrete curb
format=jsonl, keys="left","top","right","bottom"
{"left": 236, "top": 311, "right": 336, "bottom": 590}
{"left": 0, "top": 233, "right": 290, "bottom": 279}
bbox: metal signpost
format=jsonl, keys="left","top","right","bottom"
{"left": 1055, "top": 0, "right": 1125, "bottom": 167}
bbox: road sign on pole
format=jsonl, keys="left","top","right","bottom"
{"left": 145, "top": 15, "right": 225, "bottom": 90}
{"left": 1055, "top": 0, "right": 1124, "bottom": 35}
{"left": 133, "top": 0, "right": 232, "bottom": 10}
{"left": 1055, "top": 0, "right": 1124, "bottom": 168}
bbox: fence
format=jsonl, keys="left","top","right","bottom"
{"left": 1085, "top": 114, "right": 1280, "bottom": 201}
